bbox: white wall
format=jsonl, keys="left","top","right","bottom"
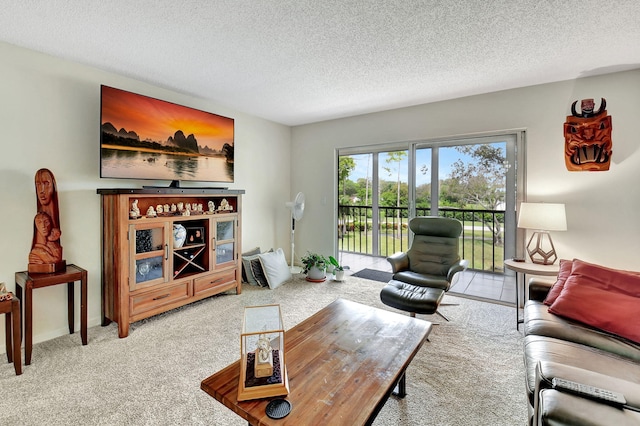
{"left": 0, "top": 41, "right": 292, "bottom": 349}
{"left": 292, "top": 70, "right": 640, "bottom": 271}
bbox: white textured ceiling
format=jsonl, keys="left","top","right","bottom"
{"left": 1, "top": 1, "right": 640, "bottom": 126}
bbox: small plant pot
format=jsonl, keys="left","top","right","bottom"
{"left": 306, "top": 266, "right": 326, "bottom": 281}
{"left": 333, "top": 270, "right": 345, "bottom": 281}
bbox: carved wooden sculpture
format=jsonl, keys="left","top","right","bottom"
{"left": 28, "top": 168, "right": 66, "bottom": 273}
{"left": 564, "top": 98, "right": 612, "bottom": 171}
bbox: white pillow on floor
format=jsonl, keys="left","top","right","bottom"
{"left": 258, "top": 248, "right": 292, "bottom": 289}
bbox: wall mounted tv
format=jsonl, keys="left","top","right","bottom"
{"left": 100, "top": 85, "right": 234, "bottom": 187}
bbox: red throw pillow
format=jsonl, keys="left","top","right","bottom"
{"left": 568, "top": 259, "right": 640, "bottom": 297}
{"left": 548, "top": 276, "right": 640, "bottom": 343}
{"left": 543, "top": 259, "right": 573, "bottom": 306}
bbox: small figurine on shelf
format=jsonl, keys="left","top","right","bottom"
{"left": 177, "top": 202, "right": 184, "bottom": 212}
{"left": 219, "top": 198, "right": 232, "bottom": 211}
{"left": 0, "top": 282, "right": 12, "bottom": 301}
{"left": 156, "top": 204, "right": 164, "bottom": 214}
{"left": 130, "top": 199, "right": 140, "bottom": 219}
{"left": 146, "top": 206, "right": 157, "bottom": 217}
{"left": 171, "top": 203, "right": 177, "bottom": 213}
{"left": 207, "top": 200, "right": 215, "bottom": 214}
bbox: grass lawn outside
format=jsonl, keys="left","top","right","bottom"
{"left": 339, "top": 230, "right": 505, "bottom": 272}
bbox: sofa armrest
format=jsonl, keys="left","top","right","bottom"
{"left": 535, "top": 360, "right": 640, "bottom": 415}
{"left": 528, "top": 278, "right": 555, "bottom": 302}
{"left": 538, "top": 389, "right": 640, "bottom": 425}
{"left": 387, "top": 252, "right": 409, "bottom": 273}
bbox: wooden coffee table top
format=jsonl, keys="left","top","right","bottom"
{"left": 201, "top": 298, "right": 432, "bottom": 425}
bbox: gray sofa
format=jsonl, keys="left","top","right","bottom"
{"left": 523, "top": 278, "right": 640, "bottom": 425}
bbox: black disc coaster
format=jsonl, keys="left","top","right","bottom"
{"left": 265, "top": 399, "right": 292, "bottom": 419}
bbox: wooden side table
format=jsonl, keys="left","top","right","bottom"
{"left": 0, "top": 295, "right": 22, "bottom": 375}
{"left": 15, "top": 264, "right": 87, "bottom": 365}
{"left": 504, "top": 259, "right": 559, "bottom": 329}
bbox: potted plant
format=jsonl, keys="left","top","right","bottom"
{"left": 301, "top": 252, "right": 329, "bottom": 281}
{"left": 328, "top": 256, "right": 349, "bottom": 281}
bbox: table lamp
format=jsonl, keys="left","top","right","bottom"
{"left": 517, "top": 202, "right": 567, "bottom": 265}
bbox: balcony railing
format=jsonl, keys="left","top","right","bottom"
{"left": 338, "top": 205, "right": 506, "bottom": 273}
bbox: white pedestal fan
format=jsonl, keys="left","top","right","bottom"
{"left": 285, "top": 192, "right": 305, "bottom": 273}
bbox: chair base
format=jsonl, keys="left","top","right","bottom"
{"left": 434, "top": 309, "right": 450, "bottom": 322}
{"left": 434, "top": 299, "right": 460, "bottom": 321}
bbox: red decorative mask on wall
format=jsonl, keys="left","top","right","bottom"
{"left": 563, "top": 98, "right": 612, "bottom": 171}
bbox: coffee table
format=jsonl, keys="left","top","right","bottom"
{"left": 201, "top": 298, "right": 432, "bottom": 425}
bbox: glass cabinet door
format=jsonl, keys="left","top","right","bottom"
{"left": 130, "top": 223, "right": 169, "bottom": 289}
{"left": 215, "top": 216, "right": 236, "bottom": 267}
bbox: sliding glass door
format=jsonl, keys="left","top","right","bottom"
{"left": 338, "top": 132, "right": 521, "bottom": 272}
{"left": 413, "top": 136, "right": 517, "bottom": 271}
{"left": 378, "top": 150, "right": 409, "bottom": 256}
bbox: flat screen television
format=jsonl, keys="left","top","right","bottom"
{"left": 100, "top": 85, "right": 234, "bottom": 187}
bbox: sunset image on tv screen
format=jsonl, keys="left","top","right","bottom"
{"left": 100, "top": 85, "right": 234, "bottom": 183}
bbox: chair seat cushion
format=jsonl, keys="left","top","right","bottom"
{"left": 392, "top": 271, "right": 450, "bottom": 290}
{"left": 380, "top": 280, "right": 445, "bottom": 315}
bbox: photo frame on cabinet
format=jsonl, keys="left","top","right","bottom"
{"left": 185, "top": 227, "right": 204, "bottom": 245}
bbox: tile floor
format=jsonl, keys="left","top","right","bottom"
{"left": 339, "top": 252, "right": 517, "bottom": 306}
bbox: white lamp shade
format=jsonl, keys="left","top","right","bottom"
{"left": 517, "top": 203, "right": 567, "bottom": 231}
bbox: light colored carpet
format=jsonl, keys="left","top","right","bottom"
{"left": 0, "top": 274, "right": 527, "bottom": 425}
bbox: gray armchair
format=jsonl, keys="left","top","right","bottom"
{"left": 387, "top": 216, "right": 466, "bottom": 290}
{"left": 382, "top": 216, "right": 466, "bottom": 321}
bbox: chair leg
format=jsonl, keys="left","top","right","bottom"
{"left": 435, "top": 309, "right": 450, "bottom": 322}
{"left": 438, "top": 295, "right": 457, "bottom": 320}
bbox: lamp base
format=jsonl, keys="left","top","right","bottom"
{"left": 526, "top": 231, "right": 558, "bottom": 265}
